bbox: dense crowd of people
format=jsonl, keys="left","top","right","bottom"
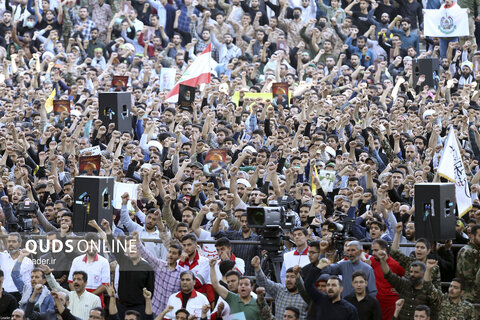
{"left": 0, "top": 0, "right": 480, "bottom": 319}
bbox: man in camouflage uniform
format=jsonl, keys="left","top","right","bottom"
{"left": 456, "top": 224, "right": 480, "bottom": 304}
{"left": 431, "top": 276, "right": 477, "bottom": 320}
{"left": 391, "top": 238, "right": 442, "bottom": 288}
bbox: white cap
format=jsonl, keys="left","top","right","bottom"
{"left": 237, "top": 178, "right": 251, "bottom": 188}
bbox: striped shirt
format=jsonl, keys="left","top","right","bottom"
{"left": 136, "top": 242, "right": 183, "bottom": 315}
{"left": 255, "top": 268, "right": 309, "bottom": 320}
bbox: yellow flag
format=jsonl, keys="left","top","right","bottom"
{"left": 45, "top": 89, "right": 56, "bottom": 113}
{"left": 312, "top": 165, "right": 319, "bottom": 196}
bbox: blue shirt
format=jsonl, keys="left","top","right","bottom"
{"left": 392, "top": 27, "right": 420, "bottom": 54}
{"left": 325, "top": 260, "right": 378, "bottom": 298}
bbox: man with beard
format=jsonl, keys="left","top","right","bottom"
{"left": 426, "top": 267, "right": 476, "bottom": 320}
{"left": 86, "top": 28, "right": 107, "bottom": 59}
{"left": 457, "top": 61, "right": 474, "bottom": 88}
{"left": 322, "top": 241, "right": 377, "bottom": 298}
{"left": 305, "top": 258, "right": 359, "bottom": 320}
{"left": 456, "top": 224, "right": 480, "bottom": 304}
{"left": 240, "top": 0, "right": 268, "bottom": 26}
{"left": 212, "top": 212, "right": 260, "bottom": 276}
{"left": 44, "top": 268, "right": 100, "bottom": 320}
{"left": 439, "top": 57, "right": 454, "bottom": 76}
{"left": 212, "top": 33, "right": 241, "bottom": 76}
{"left": 389, "top": 17, "right": 419, "bottom": 53}
{"left": 67, "top": 233, "right": 110, "bottom": 307}
{"left": 119, "top": 192, "right": 166, "bottom": 259}
{"left": 68, "top": 7, "right": 97, "bottom": 41}
{"left": 102, "top": 222, "right": 154, "bottom": 319}
{"left": 132, "top": 231, "right": 183, "bottom": 317}
{"left": 376, "top": 250, "right": 440, "bottom": 320}
{"left": 165, "top": 34, "right": 185, "bottom": 58}
{"left": 391, "top": 223, "right": 447, "bottom": 288}
{"left": 252, "top": 256, "right": 308, "bottom": 320}
{"left": 369, "top": 239, "right": 405, "bottom": 320}
{"left": 368, "top": 4, "right": 391, "bottom": 32}
{"left": 397, "top": 221, "right": 416, "bottom": 256}
{"left": 0, "top": 233, "right": 34, "bottom": 301}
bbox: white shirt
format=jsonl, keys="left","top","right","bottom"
{"left": 46, "top": 273, "right": 101, "bottom": 320}
{"left": 164, "top": 290, "right": 210, "bottom": 320}
{"left": 68, "top": 290, "right": 102, "bottom": 320}
{"left": 280, "top": 247, "right": 310, "bottom": 284}
{"left": 68, "top": 254, "right": 110, "bottom": 291}
{"left": 0, "top": 251, "right": 34, "bottom": 293}
{"left": 214, "top": 255, "right": 245, "bottom": 280}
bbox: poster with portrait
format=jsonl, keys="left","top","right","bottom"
{"left": 473, "top": 55, "right": 480, "bottom": 76}
{"left": 112, "top": 76, "right": 129, "bottom": 91}
{"left": 160, "top": 68, "right": 177, "bottom": 91}
{"left": 143, "top": 26, "right": 156, "bottom": 42}
{"left": 53, "top": 100, "right": 71, "bottom": 114}
{"left": 178, "top": 84, "right": 195, "bottom": 109}
{"left": 79, "top": 155, "right": 101, "bottom": 176}
{"left": 203, "top": 149, "right": 227, "bottom": 176}
{"left": 318, "top": 170, "right": 335, "bottom": 192}
{"left": 121, "top": 1, "right": 133, "bottom": 15}
{"left": 272, "top": 82, "right": 289, "bottom": 107}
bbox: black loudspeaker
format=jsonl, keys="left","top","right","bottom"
{"left": 414, "top": 183, "right": 456, "bottom": 242}
{"left": 413, "top": 58, "right": 439, "bottom": 90}
{"left": 99, "top": 92, "right": 132, "bottom": 133}
{"left": 73, "top": 176, "right": 114, "bottom": 233}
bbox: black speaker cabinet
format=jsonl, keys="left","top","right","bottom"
{"left": 73, "top": 176, "right": 114, "bottom": 233}
{"left": 413, "top": 58, "right": 439, "bottom": 90}
{"left": 99, "top": 92, "right": 132, "bottom": 133}
{"left": 414, "top": 183, "right": 456, "bottom": 242}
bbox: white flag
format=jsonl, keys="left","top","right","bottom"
{"left": 424, "top": 5, "right": 469, "bottom": 37}
{"left": 437, "top": 127, "right": 472, "bottom": 217}
{"left": 165, "top": 44, "right": 212, "bottom": 103}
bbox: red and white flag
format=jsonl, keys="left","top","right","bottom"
{"left": 165, "top": 43, "right": 212, "bottom": 103}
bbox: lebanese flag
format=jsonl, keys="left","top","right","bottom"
{"left": 165, "top": 43, "right": 212, "bottom": 103}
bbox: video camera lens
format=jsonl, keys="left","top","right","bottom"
{"left": 247, "top": 208, "right": 266, "bottom": 226}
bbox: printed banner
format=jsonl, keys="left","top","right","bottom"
{"left": 424, "top": 6, "right": 469, "bottom": 37}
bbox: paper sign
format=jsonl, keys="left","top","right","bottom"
{"left": 113, "top": 182, "right": 138, "bottom": 210}
{"left": 79, "top": 145, "right": 101, "bottom": 156}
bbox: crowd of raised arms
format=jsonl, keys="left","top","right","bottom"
{"left": 1, "top": 0, "right": 480, "bottom": 320}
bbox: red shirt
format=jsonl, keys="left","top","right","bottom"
{"left": 369, "top": 255, "right": 405, "bottom": 320}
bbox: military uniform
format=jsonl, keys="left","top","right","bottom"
{"left": 438, "top": 296, "right": 477, "bottom": 320}
{"left": 456, "top": 243, "right": 480, "bottom": 303}
{"left": 391, "top": 250, "right": 441, "bottom": 288}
